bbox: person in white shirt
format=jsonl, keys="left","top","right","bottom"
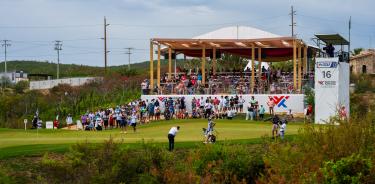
{"left": 168, "top": 126, "right": 180, "bottom": 151}
{"left": 66, "top": 114, "right": 73, "bottom": 130}
{"left": 279, "top": 119, "right": 287, "bottom": 139}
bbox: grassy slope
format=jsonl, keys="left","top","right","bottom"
{"left": 0, "top": 118, "right": 303, "bottom": 158}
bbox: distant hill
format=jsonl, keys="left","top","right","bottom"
{"left": 0, "top": 60, "right": 164, "bottom": 78}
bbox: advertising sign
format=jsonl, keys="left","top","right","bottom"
{"left": 315, "top": 57, "right": 350, "bottom": 123}
{"left": 141, "top": 94, "right": 304, "bottom": 114}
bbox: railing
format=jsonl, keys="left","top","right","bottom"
{"left": 144, "top": 79, "right": 311, "bottom": 95}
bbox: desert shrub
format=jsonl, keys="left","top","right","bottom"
{"left": 354, "top": 74, "right": 375, "bottom": 93}
{"left": 192, "top": 144, "right": 264, "bottom": 184}
{"left": 39, "top": 140, "right": 265, "bottom": 184}
{"left": 0, "top": 168, "right": 14, "bottom": 184}
{"left": 258, "top": 116, "right": 375, "bottom": 183}
{"left": 321, "top": 154, "right": 372, "bottom": 184}
{"left": 14, "top": 80, "right": 29, "bottom": 94}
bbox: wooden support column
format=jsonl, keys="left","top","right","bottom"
{"left": 251, "top": 44, "right": 255, "bottom": 93}
{"left": 298, "top": 45, "right": 302, "bottom": 93}
{"left": 157, "top": 44, "right": 161, "bottom": 87}
{"left": 258, "top": 47, "right": 262, "bottom": 79}
{"left": 202, "top": 45, "right": 206, "bottom": 85}
{"left": 168, "top": 47, "right": 172, "bottom": 80}
{"left": 303, "top": 46, "right": 308, "bottom": 76}
{"left": 293, "top": 40, "right": 297, "bottom": 90}
{"left": 212, "top": 47, "right": 217, "bottom": 76}
{"left": 149, "top": 41, "right": 154, "bottom": 88}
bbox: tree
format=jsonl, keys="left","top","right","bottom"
{"left": 352, "top": 48, "right": 364, "bottom": 56}
{"left": 218, "top": 53, "right": 247, "bottom": 71}
{"left": 14, "top": 80, "right": 29, "bottom": 94}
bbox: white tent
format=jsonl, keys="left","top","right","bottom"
{"left": 244, "top": 60, "right": 269, "bottom": 71}
{"left": 193, "top": 26, "right": 281, "bottom": 39}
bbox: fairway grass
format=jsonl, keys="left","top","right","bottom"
{"left": 0, "top": 119, "right": 303, "bottom": 158}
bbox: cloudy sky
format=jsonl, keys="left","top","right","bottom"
{"left": 0, "top": 0, "right": 374, "bottom": 66}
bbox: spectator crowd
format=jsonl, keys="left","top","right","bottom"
{"left": 142, "top": 66, "right": 314, "bottom": 95}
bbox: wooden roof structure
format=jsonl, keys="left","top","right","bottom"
{"left": 151, "top": 37, "right": 307, "bottom": 62}
{"left": 149, "top": 33, "right": 313, "bottom": 93}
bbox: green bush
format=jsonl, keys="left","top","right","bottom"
{"left": 39, "top": 140, "right": 265, "bottom": 184}
{"left": 0, "top": 168, "right": 14, "bottom": 184}
{"left": 259, "top": 116, "right": 375, "bottom": 183}
{"left": 14, "top": 80, "right": 29, "bottom": 94}
{"left": 321, "top": 154, "right": 372, "bottom": 184}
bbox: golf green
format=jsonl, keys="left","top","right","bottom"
{"left": 0, "top": 119, "right": 303, "bottom": 149}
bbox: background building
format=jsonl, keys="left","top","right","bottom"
{"left": 350, "top": 49, "right": 375, "bottom": 75}
{"left": 0, "top": 71, "right": 29, "bottom": 84}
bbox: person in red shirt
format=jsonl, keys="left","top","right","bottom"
{"left": 339, "top": 106, "right": 347, "bottom": 121}
{"left": 305, "top": 104, "right": 313, "bottom": 123}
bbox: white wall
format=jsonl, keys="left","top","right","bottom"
{"left": 30, "top": 77, "right": 101, "bottom": 90}
{"left": 141, "top": 94, "right": 304, "bottom": 114}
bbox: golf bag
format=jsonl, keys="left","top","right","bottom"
{"left": 202, "top": 128, "right": 217, "bottom": 143}
{"left": 164, "top": 108, "right": 172, "bottom": 120}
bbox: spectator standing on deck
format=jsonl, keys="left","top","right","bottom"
{"left": 167, "top": 126, "right": 180, "bottom": 151}
{"left": 141, "top": 80, "right": 148, "bottom": 95}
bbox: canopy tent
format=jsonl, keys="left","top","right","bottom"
{"left": 193, "top": 26, "right": 281, "bottom": 39}
{"left": 149, "top": 26, "right": 312, "bottom": 93}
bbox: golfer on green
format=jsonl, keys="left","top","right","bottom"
{"left": 168, "top": 126, "right": 180, "bottom": 151}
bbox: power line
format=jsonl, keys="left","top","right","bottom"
{"left": 299, "top": 14, "right": 375, "bottom": 27}
{"left": 0, "top": 15, "right": 288, "bottom": 30}
{"left": 0, "top": 24, "right": 101, "bottom": 29}
{"left": 1, "top": 40, "right": 11, "bottom": 73}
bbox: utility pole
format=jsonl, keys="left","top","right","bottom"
{"left": 349, "top": 16, "right": 351, "bottom": 56}
{"left": 1, "top": 40, "right": 11, "bottom": 73}
{"left": 124, "top": 47, "right": 134, "bottom": 70}
{"left": 54, "top": 40, "right": 62, "bottom": 79}
{"left": 103, "top": 16, "right": 110, "bottom": 73}
{"left": 289, "top": 6, "right": 296, "bottom": 37}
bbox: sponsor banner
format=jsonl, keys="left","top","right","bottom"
{"left": 141, "top": 94, "right": 304, "bottom": 114}
{"left": 315, "top": 57, "right": 350, "bottom": 124}
{"left": 317, "top": 80, "right": 337, "bottom": 88}
{"left": 317, "top": 61, "right": 338, "bottom": 68}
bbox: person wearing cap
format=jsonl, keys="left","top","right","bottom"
{"left": 167, "top": 126, "right": 180, "bottom": 151}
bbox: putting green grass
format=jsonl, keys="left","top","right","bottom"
{"left": 0, "top": 119, "right": 303, "bottom": 149}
